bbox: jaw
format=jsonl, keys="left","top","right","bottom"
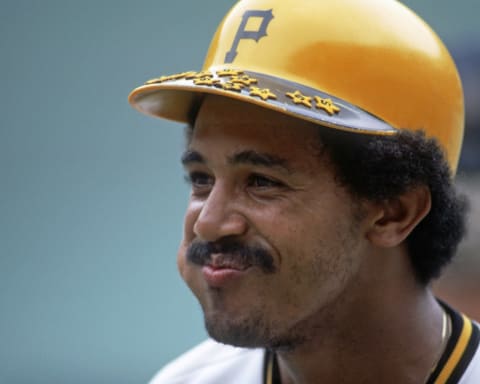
{"left": 180, "top": 246, "right": 368, "bottom": 351}
{"left": 201, "top": 290, "right": 308, "bottom": 349}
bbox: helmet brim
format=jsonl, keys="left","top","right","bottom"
{"left": 128, "top": 69, "right": 397, "bottom": 135}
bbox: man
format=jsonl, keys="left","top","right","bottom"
{"left": 129, "top": 0, "right": 480, "bottom": 382}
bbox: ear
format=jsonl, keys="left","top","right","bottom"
{"left": 366, "top": 185, "right": 431, "bottom": 248}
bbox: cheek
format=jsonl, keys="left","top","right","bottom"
{"left": 272, "top": 200, "right": 359, "bottom": 281}
{"left": 182, "top": 200, "right": 201, "bottom": 242}
{"left": 176, "top": 202, "right": 197, "bottom": 282}
{"left": 176, "top": 240, "right": 206, "bottom": 304}
{"left": 177, "top": 241, "right": 187, "bottom": 280}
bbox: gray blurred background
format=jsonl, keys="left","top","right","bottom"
{"left": 1, "top": 1, "right": 479, "bottom": 383}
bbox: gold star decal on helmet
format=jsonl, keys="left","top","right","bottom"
{"left": 314, "top": 96, "right": 341, "bottom": 115}
{"left": 145, "top": 75, "right": 171, "bottom": 85}
{"left": 230, "top": 75, "right": 258, "bottom": 86}
{"left": 215, "top": 81, "right": 245, "bottom": 92}
{"left": 145, "top": 71, "right": 198, "bottom": 84}
{"left": 185, "top": 71, "right": 213, "bottom": 80}
{"left": 194, "top": 77, "right": 220, "bottom": 86}
{"left": 216, "top": 69, "right": 245, "bottom": 77}
{"left": 249, "top": 87, "right": 277, "bottom": 101}
{"left": 286, "top": 90, "right": 313, "bottom": 108}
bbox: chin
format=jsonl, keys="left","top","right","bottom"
{"left": 204, "top": 311, "right": 303, "bottom": 350}
{"left": 204, "top": 310, "right": 267, "bottom": 348}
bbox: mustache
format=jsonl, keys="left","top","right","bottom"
{"left": 186, "top": 239, "right": 276, "bottom": 273}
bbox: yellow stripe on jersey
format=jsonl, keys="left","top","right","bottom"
{"left": 434, "top": 314, "right": 472, "bottom": 384}
{"left": 266, "top": 352, "right": 273, "bottom": 384}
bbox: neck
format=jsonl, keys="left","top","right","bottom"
{"left": 275, "top": 250, "right": 445, "bottom": 384}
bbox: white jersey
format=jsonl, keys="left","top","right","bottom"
{"left": 150, "top": 305, "right": 480, "bottom": 384}
{"left": 150, "top": 339, "right": 265, "bottom": 384}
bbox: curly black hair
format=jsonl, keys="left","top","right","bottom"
{"left": 319, "top": 128, "right": 468, "bottom": 285}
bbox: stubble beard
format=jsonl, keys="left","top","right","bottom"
{"left": 201, "top": 255, "right": 362, "bottom": 352}
{"left": 201, "top": 288, "right": 306, "bottom": 351}
{"left": 191, "top": 200, "right": 364, "bottom": 351}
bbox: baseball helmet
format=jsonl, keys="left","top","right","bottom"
{"left": 129, "top": 0, "right": 464, "bottom": 173}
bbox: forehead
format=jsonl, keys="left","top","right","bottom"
{"left": 191, "top": 95, "right": 323, "bottom": 154}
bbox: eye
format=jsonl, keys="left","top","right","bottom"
{"left": 247, "top": 173, "right": 284, "bottom": 189}
{"left": 184, "top": 171, "right": 214, "bottom": 193}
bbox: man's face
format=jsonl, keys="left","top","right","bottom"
{"left": 178, "top": 95, "right": 370, "bottom": 349}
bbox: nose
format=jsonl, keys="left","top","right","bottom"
{"left": 193, "top": 183, "right": 248, "bottom": 242}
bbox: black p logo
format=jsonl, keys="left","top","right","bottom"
{"left": 224, "top": 9, "right": 274, "bottom": 64}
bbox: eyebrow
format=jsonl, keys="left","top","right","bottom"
{"left": 181, "top": 149, "right": 291, "bottom": 172}
{"left": 228, "top": 150, "right": 289, "bottom": 169}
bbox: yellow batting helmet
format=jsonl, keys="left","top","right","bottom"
{"left": 129, "top": 0, "right": 464, "bottom": 173}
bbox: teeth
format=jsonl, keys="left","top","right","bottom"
{"left": 210, "top": 262, "right": 247, "bottom": 270}
{"left": 209, "top": 254, "right": 250, "bottom": 270}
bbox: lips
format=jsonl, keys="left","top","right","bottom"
{"left": 202, "top": 254, "right": 252, "bottom": 287}
{"left": 186, "top": 240, "right": 276, "bottom": 274}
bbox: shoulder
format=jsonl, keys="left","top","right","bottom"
{"left": 149, "top": 339, "right": 265, "bottom": 384}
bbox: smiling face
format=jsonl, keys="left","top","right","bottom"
{"left": 178, "top": 95, "right": 371, "bottom": 349}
